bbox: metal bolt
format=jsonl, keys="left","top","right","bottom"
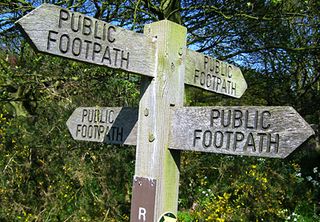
{"left": 144, "top": 108, "right": 149, "bottom": 116}
{"left": 152, "top": 35, "right": 157, "bottom": 42}
{"left": 178, "top": 47, "right": 183, "bottom": 56}
{"left": 171, "top": 62, "right": 175, "bottom": 71}
{"left": 148, "top": 133, "right": 155, "bottom": 142}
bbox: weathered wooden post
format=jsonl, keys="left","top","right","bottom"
{"left": 16, "top": 4, "right": 315, "bottom": 221}
{"left": 130, "top": 20, "right": 187, "bottom": 222}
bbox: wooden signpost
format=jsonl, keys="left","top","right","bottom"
{"left": 16, "top": 4, "right": 155, "bottom": 77}
{"left": 66, "top": 107, "right": 138, "bottom": 145}
{"left": 65, "top": 106, "right": 314, "bottom": 159}
{"left": 131, "top": 20, "right": 187, "bottom": 222}
{"left": 185, "top": 50, "right": 247, "bottom": 98}
{"left": 169, "top": 106, "right": 315, "bottom": 158}
{"left": 17, "top": 4, "right": 315, "bottom": 222}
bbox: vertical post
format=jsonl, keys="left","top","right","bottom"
{"left": 130, "top": 20, "right": 187, "bottom": 221}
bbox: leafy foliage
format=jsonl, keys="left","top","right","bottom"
{"left": 0, "top": 44, "right": 139, "bottom": 220}
{"left": 179, "top": 154, "right": 320, "bottom": 221}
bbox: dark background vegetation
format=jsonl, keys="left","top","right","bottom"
{"left": 0, "top": 0, "right": 319, "bottom": 221}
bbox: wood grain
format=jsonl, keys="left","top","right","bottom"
{"left": 66, "top": 107, "right": 138, "bottom": 145}
{"left": 169, "top": 106, "right": 314, "bottom": 158}
{"left": 185, "top": 50, "right": 247, "bottom": 98}
{"left": 131, "top": 20, "right": 187, "bottom": 221}
{"left": 16, "top": 4, "right": 155, "bottom": 77}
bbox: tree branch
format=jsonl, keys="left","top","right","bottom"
{"left": 220, "top": 45, "right": 320, "bottom": 60}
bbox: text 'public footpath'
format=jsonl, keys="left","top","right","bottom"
{"left": 75, "top": 108, "right": 124, "bottom": 143}
{"left": 193, "top": 109, "right": 280, "bottom": 154}
{"left": 193, "top": 55, "right": 237, "bottom": 97}
{"left": 47, "top": 9, "right": 130, "bottom": 70}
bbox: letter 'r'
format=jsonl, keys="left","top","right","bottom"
{"left": 138, "top": 207, "right": 146, "bottom": 221}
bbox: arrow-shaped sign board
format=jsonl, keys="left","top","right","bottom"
{"left": 169, "top": 106, "right": 314, "bottom": 158}
{"left": 185, "top": 50, "right": 247, "bottom": 98}
{"left": 66, "top": 107, "right": 138, "bottom": 145}
{"left": 16, "top": 4, "right": 155, "bottom": 77}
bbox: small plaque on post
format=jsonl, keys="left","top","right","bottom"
{"left": 130, "top": 176, "right": 157, "bottom": 222}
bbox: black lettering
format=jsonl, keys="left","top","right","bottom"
{"left": 108, "top": 110, "right": 114, "bottom": 123}
{"left": 88, "top": 110, "right": 93, "bottom": 122}
{"left": 257, "top": 133, "right": 267, "bottom": 153}
{"left": 244, "top": 132, "right": 256, "bottom": 152}
{"left": 200, "top": 72, "right": 205, "bottom": 86}
{"left": 202, "top": 130, "right": 212, "bottom": 148}
{"left": 253, "top": 110, "right": 258, "bottom": 129}
{"left": 245, "top": 110, "right": 258, "bottom": 129}
{"left": 228, "top": 65, "right": 232, "bottom": 78}
{"left": 47, "top": 30, "right": 58, "bottom": 50}
{"left": 261, "top": 111, "right": 271, "bottom": 129}
{"left": 121, "top": 51, "right": 129, "bottom": 69}
{"left": 267, "top": 133, "right": 279, "bottom": 153}
{"left": 233, "top": 110, "right": 243, "bottom": 128}
{"left": 105, "top": 126, "right": 110, "bottom": 141}
{"left": 92, "top": 42, "right": 102, "bottom": 61}
{"left": 209, "top": 57, "right": 214, "bottom": 71}
{"left": 231, "top": 82, "right": 236, "bottom": 95}
{"left": 59, "top": 9, "right": 69, "bottom": 28}
{"left": 72, "top": 37, "right": 82, "bottom": 56}
{"left": 94, "top": 109, "right": 99, "bottom": 123}
{"left": 204, "top": 56, "right": 209, "bottom": 69}
{"left": 88, "top": 125, "right": 93, "bottom": 138}
{"left": 100, "top": 110, "right": 106, "bottom": 123}
{"left": 93, "top": 125, "right": 99, "bottom": 139}
{"left": 221, "top": 62, "right": 226, "bottom": 76}
{"left": 221, "top": 110, "right": 231, "bottom": 127}
{"left": 210, "top": 109, "right": 220, "bottom": 127}
{"left": 211, "top": 76, "right": 217, "bottom": 89}
{"left": 116, "top": 127, "right": 124, "bottom": 141}
{"left": 215, "top": 60, "right": 220, "bottom": 75}
{"left": 233, "top": 131, "right": 244, "bottom": 151}
{"left": 221, "top": 79, "right": 227, "bottom": 92}
{"left": 94, "top": 125, "right": 100, "bottom": 139}
{"left": 107, "top": 127, "right": 113, "bottom": 141}
{"left": 81, "top": 125, "right": 87, "bottom": 137}
{"left": 82, "top": 109, "right": 88, "bottom": 122}
{"left": 99, "top": 125, "right": 104, "bottom": 135}
{"left": 206, "top": 74, "right": 211, "bottom": 87}
{"left": 84, "top": 40, "right": 92, "bottom": 59}
{"left": 227, "top": 80, "right": 231, "bottom": 94}
{"left": 214, "top": 131, "right": 223, "bottom": 148}
{"left": 83, "top": 17, "right": 92, "bottom": 35}
{"left": 102, "top": 23, "right": 107, "bottom": 41}
{"left": 193, "top": 129, "right": 202, "bottom": 147}
{"left": 101, "top": 46, "right": 111, "bottom": 64}
{"left": 94, "top": 20, "right": 102, "bottom": 39}
{"left": 107, "top": 26, "right": 116, "bottom": 43}
{"left": 194, "top": 69, "right": 200, "bottom": 83}
{"left": 113, "top": 48, "right": 121, "bottom": 66}
{"left": 76, "top": 124, "right": 82, "bottom": 137}
{"left": 225, "top": 131, "right": 233, "bottom": 150}
{"left": 71, "top": 13, "right": 81, "bottom": 32}
{"left": 59, "top": 34, "right": 70, "bottom": 53}
{"left": 216, "top": 77, "right": 221, "bottom": 90}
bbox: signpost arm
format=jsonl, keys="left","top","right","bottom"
{"left": 16, "top": 5, "right": 316, "bottom": 222}
{"left": 130, "top": 20, "right": 187, "bottom": 221}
